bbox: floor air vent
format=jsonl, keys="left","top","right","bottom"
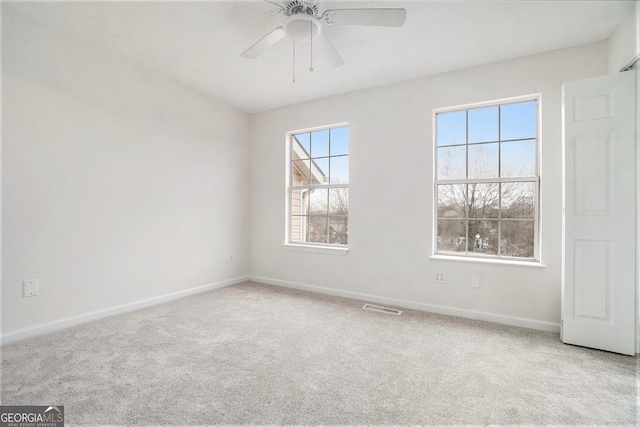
{"left": 362, "top": 303, "right": 402, "bottom": 315}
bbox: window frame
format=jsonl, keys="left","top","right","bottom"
{"left": 284, "top": 122, "right": 349, "bottom": 254}
{"left": 433, "top": 95, "right": 542, "bottom": 263}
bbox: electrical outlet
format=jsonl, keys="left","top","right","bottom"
{"left": 23, "top": 279, "right": 39, "bottom": 297}
{"left": 434, "top": 272, "right": 447, "bottom": 283}
{"left": 228, "top": 253, "right": 234, "bottom": 263}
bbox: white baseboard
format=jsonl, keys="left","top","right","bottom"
{"left": 1, "top": 276, "right": 250, "bottom": 345}
{"left": 249, "top": 275, "right": 561, "bottom": 333}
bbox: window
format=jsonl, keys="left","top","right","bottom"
{"left": 434, "top": 97, "right": 539, "bottom": 261}
{"left": 287, "top": 125, "right": 348, "bottom": 247}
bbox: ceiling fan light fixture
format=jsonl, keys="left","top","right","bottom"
{"left": 283, "top": 14, "right": 321, "bottom": 42}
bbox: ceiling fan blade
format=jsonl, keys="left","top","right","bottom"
{"left": 316, "top": 33, "right": 344, "bottom": 69}
{"left": 262, "top": 0, "right": 285, "bottom": 14}
{"left": 322, "top": 8, "right": 407, "bottom": 27}
{"left": 241, "top": 27, "right": 286, "bottom": 59}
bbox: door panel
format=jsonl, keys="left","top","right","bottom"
{"left": 562, "top": 71, "right": 636, "bottom": 356}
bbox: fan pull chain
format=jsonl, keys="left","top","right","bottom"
{"left": 292, "top": 40, "right": 296, "bottom": 83}
{"left": 310, "top": 20, "right": 314, "bottom": 72}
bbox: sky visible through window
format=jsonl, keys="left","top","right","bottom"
{"left": 437, "top": 101, "right": 536, "bottom": 179}
{"left": 294, "top": 126, "right": 349, "bottom": 184}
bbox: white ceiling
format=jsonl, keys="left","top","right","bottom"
{"left": 5, "top": 0, "right": 634, "bottom": 113}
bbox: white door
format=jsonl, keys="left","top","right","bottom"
{"left": 562, "top": 70, "right": 637, "bottom": 356}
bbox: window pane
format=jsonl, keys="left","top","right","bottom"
{"left": 330, "top": 127, "right": 349, "bottom": 156}
{"left": 311, "top": 130, "right": 329, "bottom": 158}
{"left": 468, "top": 143, "right": 498, "bottom": 179}
{"left": 293, "top": 133, "right": 310, "bottom": 158}
{"left": 468, "top": 106, "right": 498, "bottom": 144}
{"left": 501, "top": 101, "right": 536, "bottom": 141}
{"left": 309, "top": 188, "right": 328, "bottom": 215}
{"left": 437, "top": 184, "right": 466, "bottom": 218}
{"left": 501, "top": 139, "right": 535, "bottom": 177}
{"left": 330, "top": 155, "right": 348, "bottom": 184}
{"left": 329, "top": 216, "right": 348, "bottom": 245}
{"left": 468, "top": 183, "right": 499, "bottom": 218}
{"left": 290, "top": 215, "right": 307, "bottom": 243}
{"left": 292, "top": 159, "right": 310, "bottom": 184}
{"left": 437, "top": 145, "right": 466, "bottom": 180}
{"left": 311, "top": 158, "right": 329, "bottom": 184}
{"left": 437, "top": 219, "right": 467, "bottom": 253}
{"left": 329, "top": 188, "right": 348, "bottom": 215}
{"left": 437, "top": 111, "right": 466, "bottom": 146}
{"left": 501, "top": 182, "right": 536, "bottom": 219}
{"left": 468, "top": 220, "right": 498, "bottom": 256}
{"left": 308, "top": 216, "right": 328, "bottom": 243}
{"left": 500, "top": 220, "right": 534, "bottom": 258}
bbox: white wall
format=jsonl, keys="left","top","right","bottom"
{"left": 2, "top": 8, "right": 250, "bottom": 339}
{"left": 249, "top": 41, "right": 609, "bottom": 330}
{"left": 608, "top": 0, "right": 640, "bottom": 72}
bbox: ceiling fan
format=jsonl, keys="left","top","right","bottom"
{"left": 241, "top": 0, "right": 407, "bottom": 71}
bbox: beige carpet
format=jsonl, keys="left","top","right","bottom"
{"left": 1, "top": 281, "right": 638, "bottom": 426}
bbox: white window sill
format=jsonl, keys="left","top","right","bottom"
{"left": 282, "top": 243, "right": 349, "bottom": 256}
{"left": 430, "top": 254, "right": 545, "bottom": 268}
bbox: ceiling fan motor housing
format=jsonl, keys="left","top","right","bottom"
{"left": 285, "top": 0, "right": 319, "bottom": 16}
